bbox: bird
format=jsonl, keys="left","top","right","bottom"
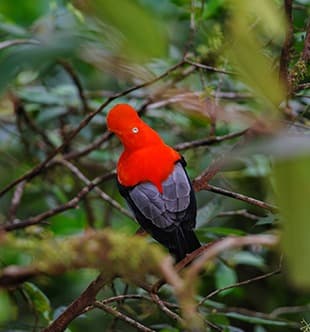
{"left": 106, "top": 103, "right": 200, "bottom": 262}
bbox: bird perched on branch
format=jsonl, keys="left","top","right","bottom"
{"left": 106, "top": 104, "right": 200, "bottom": 261}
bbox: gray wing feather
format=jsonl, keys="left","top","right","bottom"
{"left": 129, "top": 162, "right": 191, "bottom": 228}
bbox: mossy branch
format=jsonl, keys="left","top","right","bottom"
{"left": 0, "top": 230, "right": 167, "bottom": 286}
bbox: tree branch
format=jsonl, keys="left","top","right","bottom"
{"left": 184, "top": 58, "right": 236, "bottom": 75}
{"left": 0, "top": 39, "right": 39, "bottom": 50}
{"left": 58, "top": 159, "right": 133, "bottom": 220}
{"left": 43, "top": 273, "right": 110, "bottom": 332}
{"left": 174, "top": 129, "right": 248, "bottom": 151}
{"left": 59, "top": 60, "right": 90, "bottom": 114}
{"left": 0, "top": 60, "right": 186, "bottom": 199}
{"left": 94, "top": 300, "right": 156, "bottom": 332}
{"left": 0, "top": 172, "right": 113, "bottom": 231}
{"left": 186, "top": 234, "right": 278, "bottom": 280}
{"left": 7, "top": 180, "right": 27, "bottom": 222}
{"left": 204, "top": 184, "right": 278, "bottom": 213}
{"left": 279, "top": 0, "right": 293, "bottom": 90}
{"left": 199, "top": 264, "right": 281, "bottom": 305}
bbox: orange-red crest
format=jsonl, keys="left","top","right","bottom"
{"left": 106, "top": 104, "right": 141, "bottom": 135}
{"left": 106, "top": 103, "right": 181, "bottom": 190}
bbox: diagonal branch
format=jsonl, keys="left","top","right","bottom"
{"left": 58, "top": 159, "right": 133, "bottom": 220}
{"left": 94, "top": 301, "right": 156, "bottom": 332}
{"left": 0, "top": 172, "right": 113, "bottom": 231}
{"left": 10, "top": 93, "right": 55, "bottom": 149}
{"left": 204, "top": 184, "right": 278, "bottom": 212}
{"left": 174, "top": 129, "right": 248, "bottom": 151}
{"left": 184, "top": 58, "right": 236, "bottom": 75}
{"left": 198, "top": 264, "right": 282, "bottom": 306}
{"left": 43, "top": 273, "right": 111, "bottom": 332}
{"left": 59, "top": 60, "right": 90, "bottom": 114}
{"left": 186, "top": 234, "right": 278, "bottom": 280}
{"left": 7, "top": 180, "right": 27, "bottom": 222}
{"left": 0, "top": 39, "right": 39, "bottom": 50}
{"left": 0, "top": 60, "right": 186, "bottom": 199}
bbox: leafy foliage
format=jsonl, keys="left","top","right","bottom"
{"left": 0, "top": 0, "right": 309, "bottom": 331}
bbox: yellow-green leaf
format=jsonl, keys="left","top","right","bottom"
{"left": 274, "top": 155, "right": 310, "bottom": 289}
{"left": 23, "top": 282, "right": 51, "bottom": 321}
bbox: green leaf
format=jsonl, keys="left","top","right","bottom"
{"left": 0, "top": 291, "right": 16, "bottom": 323}
{"left": 231, "top": 251, "right": 265, "bottom": 268}
{"left": 215, "top": 262, "right": 238, "bottom": 296}
{"left": 23, "top": 282, "right": 51, "bottom": 322}
{"left": 204, "top": 227, "right": 246, "bottom": 236}
{"left": 74, "top": 0, "right": 167, "bottom": 60}
{"left": 255, "top": 213, "right": 277, "bottom": 226}
{"left": 0, "top": 34, "right": 80, "bottom": 94}
{"left": 226, "top": 0, "right": 286, "bottom": 108}
{"left": 274, "top": 154, "right": 310, "bottom": 288}
{"left": 225, "top": 312, "right": 292, "bottom": 327}
{"left": 50, "top": 208, "right": 86, "bottom": 235}
{"left": 0, "top": 1, "right": 49, "bottom": 26}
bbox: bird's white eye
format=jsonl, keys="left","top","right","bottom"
{"left": 132, "top": 127, "right": 139, "bottom": 134}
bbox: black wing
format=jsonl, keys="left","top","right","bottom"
{"left": 117, "top": 159, "right": 200, "bottom": 261}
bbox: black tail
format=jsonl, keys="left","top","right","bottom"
{"left": 169, "top": 227, "right": 201, "bottom": 262}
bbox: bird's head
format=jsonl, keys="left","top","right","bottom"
{"left": 106, "top": 103, "right": 162, "bottom": 151}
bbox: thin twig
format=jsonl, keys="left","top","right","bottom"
{"left": 59, "top": 60, "right": 90, "bottom": 114}
{"left": 199, "top": 266, "right": 281, "bottom": 305}
{"left": 8, "top": 180, "right": 27, "bottom": 222}
{"left": 93, "top": 294, "right": 178, "bottom": 310}
{"left": 217, "top": 306, "right": 300, "bottom": 329}
{"left": 205, "top": 184, "right": 278, "bottom": 213}
{"left": 184, "top": 58, "right": 236, "bottom": 75}
{"left": 63, "top": 131, "right": 112, "bottom": 160}
{"left": 0, "top": 39, "right": 39, "bottom": 50}
{"left": 270, "top": 304, "right": 310, "bottom": 317}
{"left": 94, "top": 301, "right": 155, "bottom": 332}
{"left": 0, "top": 172, "right": 113, "bottom": 231}
{"left": 0, "top": 60, "right": 186, "bottom": 199}
{"left": 58, "top": 159, "right": 134, "bottom": 220}
{"left": 216, "top": 209, "right": 261, "bottom": 221}
{"left": 150, "top": 292, "right": 184, "bottom": 324}
{"left": 186, "top": 234, "right": 278, "bottom": 280}
{"left": 10, "top": 93, "right": 55, "bottom": 149}
{"left": 174, "top": 129, "right": 248, "bottom": 151}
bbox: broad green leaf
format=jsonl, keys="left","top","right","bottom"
{"left": 241, "top": 0, "right": 286, "bottom": 39}
{"left": 0, "top": 291, "right": 16, "bottom": 323}
{"left": 274, "top": 154, "right": 310, "bottom": 289}
{"left": 231, "top": 251, "right": 265, "bottom": 268}
{"left": 22, "top": 282, "right": 51, "bottom": 321}
{"left": 0, "top": 1, "right": 49, "bottom": 26}
{"left": 227, "top": 0, "right": 286, "bottom": 109}
{"left": 215, "top": 262, "right": 238, "bottom": 296}
{"left": 74, "top": 0, "right": 167, "bottom": 60}
{"left": 0, "top": 34, "right": 80, "bottom": 94}
{"left": 50, "top": 208, "right": 86, "bottom": 235}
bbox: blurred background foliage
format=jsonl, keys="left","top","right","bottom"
{"left": 0, "top": 0, "right": 309, "bottom": 331}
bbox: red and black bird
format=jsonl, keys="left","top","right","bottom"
{"left": 106, "top": 104, "right": 200, "bottom": 261}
